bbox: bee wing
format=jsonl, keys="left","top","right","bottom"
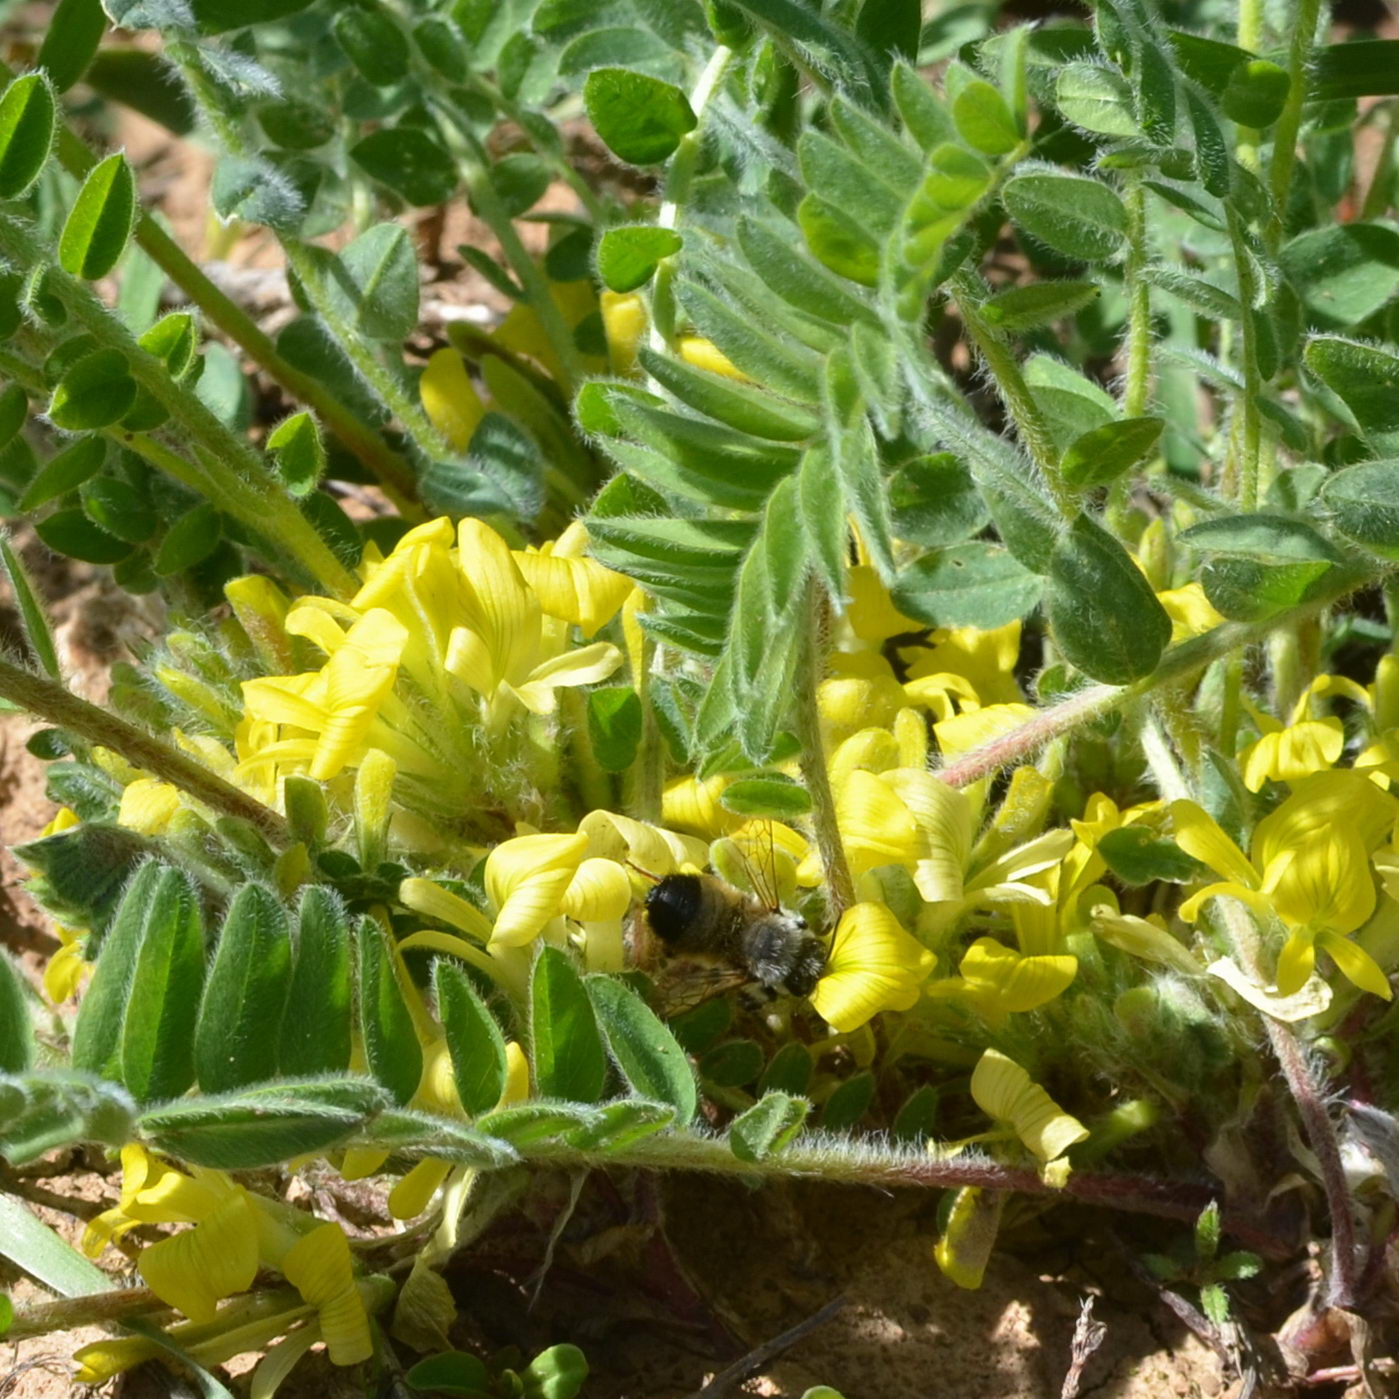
{"left": 730, "top": 820, "right": 781, "bottom": 912}
{"left": 655, "top": 962, "right": 749, "bottom": 1016}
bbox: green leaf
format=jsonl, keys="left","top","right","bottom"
{"left": 356, "top": 1106, "right": 518, "bottom": 1166}
{"left": 1203, "top": 556, "right": 1333, "bottom": 622}
{"left": 350, "top": 127, "right": 458, "bottom": 207}
{"left": 210, "top": 156, "right": 304, "bottom": 231}
{"left": 266, "top": 410, "right": 324, "bottom": 496}
{"left": 1045, "top": 514, "right": 1171, "bottom": 684}
{"left": 1179, "top": 513, "right": 1340, "bottom": 565}
{"left": 819, "top": 1070, "right": 875, "bottom": 1130}
{"left": 0, "top": 1190, "right": 116, "bottom": 1295}
{"left": 19, "top": 436, "right": 105, "bottom": 511}
{"left": 888, "top": 453, "right": 986, "bottom": 548}
{"left": 0, "top": 953, "right": 30, "bottom": 1072}
{"left": 737, "top": 216, "right": 880, "bottom": 332}
{"left": 414, "top": 17, "right": 470, "bottom": 81}
{"left": 139, "top": 310, "right": 199, "bottom": 378}
{"left": 531, "top": 946, "right": 608, "bottom": 1104}
{"left": 563, "top": 1098, "right": 676, "bottom": 1152}
{"left": 1097, "top": 826, "right": 1201, "bottom": 885}
{"left": 583, "top": 68, "right": 695, "bottom": 165}
{"left": 1221, "top": 59, "right": 1289, "bottom": 128}
{"left": 0, "top": 73, "right": 55, "bottom": 200}
{"left": 118, "top": 869, "right": 203, "bottom": 1104}
{"left": 194, "top": 883, "right": 292, "bottom": 1093}
{"left": 719, "top": 776, "right": 812, "bottom": 819}
{"left": 636, "top": 348, "right": 818, "bottom": 443}
{"left": 85, "top": 46, "right": 195, "bottom": 135}
{"left": 322, "top": 223, "right": 421, "bottom": 341}
{"left": 724, "top": 0, "right": 887, "bottom": 102}
{"left": 597, "top": 225, "right": 683, "bottom": 293}
{"left": 1055, "top": 63, "right": 1138, "bottom": 138}
{"left": 434, "top": 960, "right": 507, "bottom": 1117}
{"left": 1135, "top": 39, "right": 1177, "bottom": 145}
{"left": 981, "top": 280, "right": 1099, "bottom": 332}
{"left": 82, "top": 477, "right": 155, "bottom": 545}
{"left": 798, "top": 194, "right": 881, "bottom": 287}
{"left": 1310, "top": 40, "right": 1399, "bottom": 101}
{"left": 0, "top": 380, "right": 24, "bottom": 451}
{"left": 0, "top": 537, "right": 59, "bottom": 677}
{"left": 951, "top": 76, "right": 1020, "bottom": 155}
{"left": 334, "top": 5, "right": 410, "bottom": 86}
{"left": 58, "top": 154, "right": 135, "bottom": 281}
{"left": 586, "top": 974, "right": 698, "bottom": 1121}
{"left": 1185, "top": 88, "right": 1230, "bottom": 198}
{"left": 138, "top": 1080, "right": 384, "bottom": 1170}
{"left": 71, "top": 862, "right": 176, "bottom": 1080}
{"left": 587, "top": 685, "right": 642, "bottom": 772}
{"left": 855, "top": 0, "right": 920, "bottom": 65}
{"left": 892, "top": 60, "right": 954, "bottom": 149}
{"left": 891, "top": 1082, "right": 939, "bottom": 1144}
{"left": 39, "top": 0, "right": 106, "bottom": 92}
{"left": 1306, "top": 337, "right": 1399, "bottom": 456}
{"left": 492, "top": 152, "right": 550, "bottom": 217}
{"left": 34, "top": 508, "right": 131, "bottom": 565}
{"left": 891, "top": 543, "right": 1041, "bottom": 629}
{"left": 1281, "top": 225, "right": 1399, "bottom": 330}
{"left": 48, "top": 348, "right": 136, "bottom": 430}
{"left": 1318, "top": 459, "right": 1399, "bottom": 559}
{"left": 406, "top": 1352, "right": 493, "bottom": 1399}
{"left": 1195, "top": 1200, "right": 1221, "bottom": 1263}
{"left": 1060, "top": 417, "right": 1164, "bottom": 487}
{"left": 699, "top": 1038, "right": 765, "bottom": 1087}
{"left": 759, "top": 1042, "right": 812, "bottom": 1097}
{"left": 523, "top": 1343, "right": 589, "bottom": 1399}
{"left": 357, "top": 915, "right": 422, "bottom": 1105}
{"left": 1004, "top": 172, "right": 1127, "bottom": 262}
{"left": 153, "top": 502, "right": 221, "bottom": 575}
{"left": 474, "top": 1101, "right": 600, "bottom": 1145}
{"left": 279, "top": 886, "right": 353, "bottom": 1077}
{"left": 729, "top": 1091, "right": 808, "bottom": 1162}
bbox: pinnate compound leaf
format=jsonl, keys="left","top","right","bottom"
{"left": 0, "top": 74, "right": 55, "bottom": 200}
{"left": 587, "top": 975, "right": 698, "bottom": 1121}
{"left": 1045, "top": 514, "right": 1171, "bottom": 684}
{"left": 531, "top": 947, "right": 608, "bottom": 1104}
{"left": 729, "top": 1091, "right": 808, "bottom": 1162}
{"left": 58, "top": 153, "right": 135, "bottom": 281}
{"left": 1004, "top": 172, "right": 1126, "bottom": 262}
{"left": 194, "top": 883, "right": 292, "bottom": 1093}
{"left": 584, "top": 68, "right": 695, "bottom": 165}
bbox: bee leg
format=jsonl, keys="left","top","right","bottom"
{"left": 737, "top": 982, "right": 779, "bottom": 1013}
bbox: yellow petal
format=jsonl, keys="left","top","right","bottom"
{"left": 1254, "top": 771, "right": 1399, "bottom": 864}
{"left": 421, "top": 347, "right": 486, "bottom": 452}
{"left": 933, "top": 1187, "right": 1005, "bottom": 1290}
{"left": 933, "top": 704, "right": 1036, "bottom": 760}
{"left": 512, "top": 641, "right": 623, "bottom": 713}
{"left": 809, "top": 902, "right": 935, "bottom": 1033}
{"left": 485, "top": 832, "right": 588, "bottom": 946}
{"left": 1239, "top": 718, "right": 1344, "bottom": 792}
{"left": 1170, "top": 800, "right": 1257, "bottom": 888}
{"left": 455, "top": 517, "right": 541, "bottom": 691}
{"left": 513, "top": 546, "right": 634, "bottom": 638}
{"left": 970, "top": 1048, "right": 1088, "bottom": 1163}
{"left": 138, "top": 1191, "right": 260, "bottom": 1323}
{"left": 398, "top": 878, "right": 494, "bottom": 943}
{"left": 1266, "top": 831, "right": 1375, "bottom": 935}
{"left": 958, "top": 937, "right": 1077, "bottom": 1014}
{"left": 828, "top": 726, "right": 902, "bottom": 790}
{"left": 560, "top": 858, "right": 633, "bottom": 922}
{"left": 500, "top": 1040, "right": 530, "bottom": 1106}
{"left": 882, "top": 767, "right": 973, "bottom": 903}
{"left": 73, "top": 1338, "right": 162, "bottom": 1383}
{"left": 388, "top": 1158, "right": 453, "bottom": 1221}
{"left": 662, "top": 775, "right": 738, "bottom": 841}
{"left": 836, "top": 769, "right": 920, "bottom": 875}
{"left": 578, "top": 808, "right": 708, "bottom": 874}
{"left": 281, "top": 1223, "right": 372, "bottom": 1366}
{"left": 819, "top": 672, "right": 905, "bottom": 742}
{"left": 843, "top": 565, "right": 923, "bottom": 643}
{"left": 1317, "top": 929, "right": 1392, "bottom": 1000}
{"left": 1275, "top": 929, "right": 1318, "bottom": 998}
{"left": 601, "top": 290, "right": 647, "bottom": 374}
{"left": 42, "top": 939, "right": 87, "bottom": 1003}
{"left": 676, "top": 334, "right": 749, "bottom": 380}
{"left": 1178, "top": 879, "right": 1273, "bottom": 923}
{"left": 1157, "top": 583, "right": 1225, "bottom": 643}
{"left": 1089, "top": 906, "right": 1199, "bottom": 975}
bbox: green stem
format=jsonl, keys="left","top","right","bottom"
{"left": 6, "top": 1286, "right": 166, "bottom": 1340}
{"left": 438, "top": 113, "right": 587, "bottom": 396}
{"left": 951, "top": 271, "right": 1073, "bottom": 519}
{"left": 627, "top": 635, "right": 665, "bottom": 826}
{"left": 36, "top": 119, "right": 423, "bottom": 514}
{"left": 794, "top": 578, "right": 855, "bottom": 916}
{"left": 0, "top": 217, "right": 358, "bottom": 599}
{"left": 1120, "top": 180, "right": 1153, "bottom": 421}
{"left": 1224, "top": 208, "right": 1263, "bottom": 513}
{"left": 938, "top": 561, "right": 1382, "bottom": 789}
{"left": 1268, "top": 0, "right": 1325, "bottom": 234}
{"left": 0, "top": 658, "right": 289, "bottom": 843}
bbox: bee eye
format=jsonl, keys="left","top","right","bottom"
{"left": 793, "top": 915, "right": 807, "bottom": 930}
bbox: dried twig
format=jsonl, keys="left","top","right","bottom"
{"left": 685, "top": 1294, "right": 847, "bottom": 1399}
{"left": 1060, "top": 1296, "right": 1107, "bottom": 1399}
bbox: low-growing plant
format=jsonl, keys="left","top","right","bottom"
{"left": 2, "top": 0, "right": 1399, "bottom": 1392}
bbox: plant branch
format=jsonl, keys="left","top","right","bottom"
{"left": 0, "top": 658, "right": 289, "bottom": 845}
{"left": 1268, "top": 0, "right": 1325, "bottom": 235}
{"left": 6, "top": 1286, "right": 166, "bottom": 1340}
{"left": 938, "top": 561, "right": 1381, "bottom": 788}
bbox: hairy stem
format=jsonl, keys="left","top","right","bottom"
{"left": 1268, "top": 0, "right": 1325, "bottom": 232}
{"left": 794, "top": 579, "right": 856, "bottom": 915}
{"left": 938, "top": 561, "right": 1381, "bottom": 788}
{"left": 951, "top": 271, "right": 1073, "bottom": 518}
{"left": 0, "top": 659, "right": 289, "bottom": 844}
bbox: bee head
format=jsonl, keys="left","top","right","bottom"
{"left": 645, "top": 872, "right": 704, "bottom": 945}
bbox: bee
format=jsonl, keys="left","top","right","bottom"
{"left": 630, "top": 826, "right": 827, "bottom": 1013}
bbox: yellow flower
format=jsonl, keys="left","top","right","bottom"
{"left": 810, "top": 902, "right": 935, "bottom": 1032}
{"left": 281, "top": 1223, "right": 373, "bottom": 1365}
{"left": 926, "top": 936, "right": 1077, "bottom": 1022}
{"left": 1238, "top": 675, "right": 1366, "bottom": 792}
{"left": 1157, "top": 583, "right": 1225, "bottom": 643}
{"left": 662, "top": 774, "right": 740, "bottom": 839}
{"left": 676, "top": 334, "right": 749, "bottom": 380}
{"left": 969, "top": 1048, "right": 1088, "bottom": 1164}
{"left": 421, "top": 347, "right": 487, "bottom": 452}
{"left": 1174, "top": 777, "right": 1395, "bottom": 999}
{"left": 903, "top": 620, "right": 1024, "bottom": 709}
{"left": 601, "top": 289, "right": 647, "bottom": 374}
{"left": 484, "top": 831, "right": 589, "bottom": 946}
{"left": 511, "top": 521, "right": 634, "bottom": 640}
